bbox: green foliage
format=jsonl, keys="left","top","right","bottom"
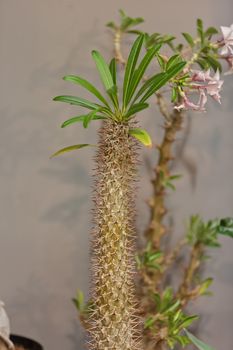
{"left": 145, "top": 288, "right": 199, "bottom": 349}
{"left": 50, "top": 144, "right": 92, "bottom": 158}
{"left": 73, "top": 290, "right": 94, "bottom": 317}
{"left": 53, "top": 35, "right": 186, "bottom": 156}
{"left": 218, "top": 217, "right": 233, "bottom": 238}
{"left": 160, "top": 171, "right": 182, "bottom": 191}
{"left": 61, "top": 114, "right": 106, "bottom": 128}
{"left": 182, "top": 32, "right": 195, "bottom": 47}
{"left": 187, "top": 215, "right": 233, "bottom": 247}
{"left": 136, "top": 242, "right": 163, "bottom": 270}
{"left": 144, "top": 32, "right": 176, "bottom": 50}
{"left": 106, "top": 9, "right": 144, "bottom": 33}
{"left": 184, "top": 329, "right": 215, "bottom": 350}
{"left": 129, "top": 128, "right": 152, "bottom": 147}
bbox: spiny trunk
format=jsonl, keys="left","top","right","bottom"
{"left": 89, "top": 120, "right": 140, "bottom": 350}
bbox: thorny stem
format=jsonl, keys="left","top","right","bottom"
{"left": 177, "top": 243, "right": 203, "bottom": 306}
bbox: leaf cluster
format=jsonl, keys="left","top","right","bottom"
{"left": 106, "top": 9, "right": 144, "bottom": 34}
{"left": 145, "top": 287, "right": 199, "bottom": 349}
{"left": 52, "top": 34, "right": 186, "bottom": 155}
{"left": 136, "top": 242, "right": 163, "bottom": 270}
{"left": 187, "top": 215, "right": 233, "bottom": 247}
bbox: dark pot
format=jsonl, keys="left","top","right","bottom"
{"left": 10, "top": 335, "right": 43, "bottom": 350}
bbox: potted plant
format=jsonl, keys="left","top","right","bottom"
{"left": 52, "top": 10, "right": 233, "bottom": 350}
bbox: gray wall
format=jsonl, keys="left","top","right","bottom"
{"left": 0, "top": 1, "right": 233, "bottom": 349}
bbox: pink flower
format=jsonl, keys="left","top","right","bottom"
{"left": 175, "top": 90, "right": 207, "bottom": 112}
{"left": 191, "top": 69, "right": 223, "bottom": 103}
{"left": 174, "top": 70, "right": 223, "bottom": 112}
{"left": 224, "top": 57, "right": 233, "bottom": 75}
{"left": 220, "top": 24, "right": 233, "bottom": 55}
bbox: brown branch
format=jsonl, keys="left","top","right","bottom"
{"left": 177, "top": 243, "right": 203, "bottom": 306}
{"left": 113, "top": 29, "right": 126, "bottom": 65}
{"left": 145, "top": 108, "right": 184, "bottom": 250}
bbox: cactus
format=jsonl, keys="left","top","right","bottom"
{"left": 52, "top": 34, "right": 186, "bottom": 350}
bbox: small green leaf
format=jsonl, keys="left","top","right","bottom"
{"left": 61, "top": 114, "right": 106, "bottom": 128}
{"left": 205, "top": 27, "right": 218, "bottom": 38}
{"left": 53, "top": 95, "right": 99, "bottom": 111}
{"left": 129, "top": 128, "right": 152, "bottom": 147}
{"left": 184, "top": 329, "right": 215, "bottom": 350}
{"left": 106, "top": 21, "right": 117, "bottom": 30}
{"left": 197, "top": 18, "right": 204, "bottom": 44}
{"left": 123, "top": 34, "right": 144, "bottom": 108}
{"left": 109, "top": 58, "right": 117, "bottom": 85}
{"left": 125, "top": 102, "right": 149, "bottom": 119}
{"left": 157, "top": 54, "right": 166, "bottom": 71}
{"left": 144, "top": 316, "right": 155, "bottom": 329}
{"left": 83, "top": 111, "right": 97, "bottom": 128}
{"left": 166, "top": 54, "right": 181, "bottom": 70}
{"left": 50, "top": 144, "right": 92, "bottom": 158}
{"left": 178, "top": 315, "right": 198, "bottom": 329}
{"left": 92, "top": 50, "right": 114, "bottom": 91}
{"left": 72, "top": 290, "right": 85, "bottom": 312}
{"left": 218, "top": 218, "right": 233, "bottom": 238}
{"left": 63, "top": 75, "right": 109, "bottom": 107}
{"left": 182, "top": 32, "right": 195, "bottom": 47}
{"left": 205, "top": 55, "right": 222, "bottom": 72}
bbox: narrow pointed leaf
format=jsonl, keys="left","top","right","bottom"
{"left": 126, "top": 43, "right": 161, "bottom": 105}
{"left": 61, "top": 115, "right": 106, "bottom": 128}
{"left": 123, "top": 34, "right": 144, "bottom": 107}
{"left": 184, "top": 330, "right": 215, "bottom": 350}
{"left": 132, "top": 72, "right": 164, "bottom": 103}
{"left": 83, "top": 111, "right": 98, "bottom": 128}
{"left": 50, "top": 144, "right": 92, "bottom": 158}
{"left": 166, "top": 54, "right": 181, "bottom": 70}
{"left": 140, "top": 61, "right": 186, "bottom": 102}
{"left": 125, "top": 103, "right": 149, "bottom": 119}
{"left": 92, "top": 50, "right": 114, "bottom": 91}
{"left": 129, "top": 128, "right": 152, "bottom": 147}
{"left": 109, "top": 58, "right": 117, "bottom": 85}
{"left": 182, "top": 32, "right": 195, "bottom": 47}
{"left": 63, "top": 75, "right": 109, "bottom": 107}
{"left": 53, "top": 95, "right": 100, "bottom": 110}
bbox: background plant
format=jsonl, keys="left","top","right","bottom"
{"left": 100, "top": 10, "right": 233, "bottom": 350}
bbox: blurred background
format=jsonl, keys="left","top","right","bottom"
{"left": 0, "top": 1, "right": 233, "bottom": 349}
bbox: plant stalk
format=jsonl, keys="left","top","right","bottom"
{"left": 90, "top": 120, "right": 140, "bottom": 350}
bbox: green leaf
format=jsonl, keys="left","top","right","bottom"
{"left": 63, "top": 75, "right": 109, "bottom": 107}
{"left": 182, "top": 32, "right": 195, "bottom": 47}
{"left": 129, "top": 128, "right": 152, "bottom": 147}
{"left": 125, "top": 102, "right": 149, "bottom": 119}
{"left": 123, "top": 34, "right": 144, "bottom": 108}
{"left": 178, "top": 315, "right": 198, "bottom": 329}
{"left": 61, "top": 114, "right": 106, "bottom": 128}
{"left": 184, "top": 329, "right": 215, "bottom": 350}
{"left": 72, "top": 290, "right": 85, "bottom": 312}
{"left": 157, "top": 54, "right": 166, "bottom": 70}
{"left": 197, "top": 18, "right": 204, "bottom": 44}
{"left": 166, "top": 54, "right": 181, "bottom": 70}
{"left": 53, "top": 95, "right": 99, "bottom": 111}
{"left": 109, "top": 58, "right": 117, "bottom": 85}
{"left": 126, "top": 43, "right": 161, "bottom": 105}
{"left": 205, "top": 27, "right": 218, "bottom": 38}
{"left": 205, "top": 55, "right": 222, "bottom": 72}
{"left": 132, "top": 72, "right": 164, "bottom": 103}
{"left": 218, "top": 218, "right": 233, "bottom": 238}
{"left": 140, "top": 61, "right": 186, "bottom": 103}
{"left": 144, "top": 316, "right": 155, "bottom": 329}
{"left": 92, "top": 50, "right": 114, "bottom": 91}
{"left": 50, "top": 144, "right": 92, "bottom": 158}
{"left": 106, "top": 21, "right": 117, "bottom": 30}
{"left": 83, "top": 111, "right": 98, "bottom": 128}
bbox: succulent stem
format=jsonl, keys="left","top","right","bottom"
{"left": 90, "top": 120, "right": 140, "bottom": 350}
